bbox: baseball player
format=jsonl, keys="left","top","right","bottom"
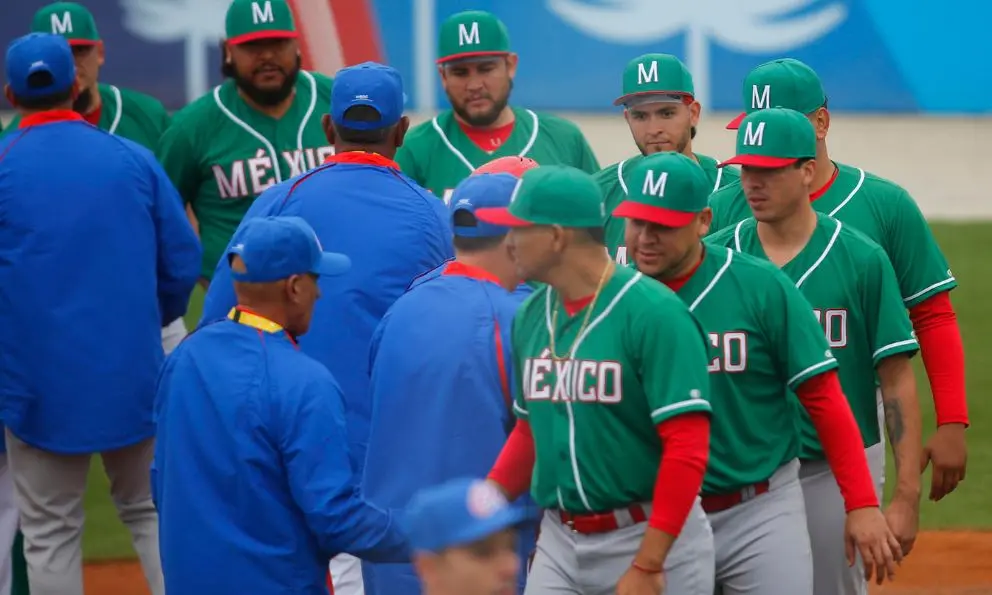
{"left": 595, "top": 53, "right": 739, "bottom": 265}
{"left": 708, "top": 108, "right": 922, "bottom": 594}
{"left": 154, "top": 216, "right": 412, "bottom": 595}
{"left": 0, "top": 32, "right": 200, "bottom": 595}
{"left": 157, "top": 0, "right": 334, "bottom": 286}
{"left": 2, "top": 2, "right": 188, "bottom": 353}
{"left": 404, "top": 478, "right": 537, "bottom": 595}
{"left": 396, "top": 10, "right": 600, "bottom": 203}
{"left": 614, "top": 151, "right": 902, "bottom": 593}
{"left": 199, "top": 61, "right": 452, "bottom": 595}
{"left": 477, "top": 166, "right": 715, "bottom": 595}
{"left": 362, "top": 172, "right": 538, "bottom": 595}
{"left": 708, "top": 59, "right": 967, "bottom": 503}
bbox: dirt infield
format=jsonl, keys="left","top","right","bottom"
{"left": 81, "top": 531, "right": 992, "bottom": 595}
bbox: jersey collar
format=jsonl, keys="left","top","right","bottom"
{"left": 228, "top": 306, "right": 299, "bottom": 347}
{"left": 18, "top": 110, "right": 84, "bottom": 128}
{"left": 443, "top": 260, "right": 503, "bottom": 286}
{"left": 324, "top": 151, "right": 399, "bottom": 170}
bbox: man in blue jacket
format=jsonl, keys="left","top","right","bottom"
{"left": 0, "top": 33, "right": 200, "bottom": 595}
{"left": 361, "top": 173, "right": 537, "bottom": 595}
{"left": 154, "top": 216, "right": 410, "bottom": 595}
{"left": 199, "top": 60, "right": 452, "bottom": 595}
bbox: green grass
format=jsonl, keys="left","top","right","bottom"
{"left": 80, "top": 225, "right": 992, "bottom": 559}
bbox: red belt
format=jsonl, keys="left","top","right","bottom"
{"left": 558, "top": 504, "right": 648, "bottom": 534}
{"left": 701, "top": 481, "right": 770, "bottom": 513}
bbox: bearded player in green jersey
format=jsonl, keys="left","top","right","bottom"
{"left": 709, "top": 108, "right": 922, "bottom": 595}
{"left": 478, "top": 166, "right": 715, "bottom": 595}
{"left": 157, "top": 0, "right": 333, "bottom": 285}
{"left": 709, "top": 59, "right": 968, "bottom": 504}
{"left": 614, "top": 151, "right": 901, "bottom": 593}
{"left": 396, "top": 11, "right": 600, "bottom": 204}
{"left": 596, "top": 54, "right": 739, "bottom": 265}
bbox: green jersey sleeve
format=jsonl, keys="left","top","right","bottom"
{"left": 635, "top": 299, "right": 712, "bottom": 424}
{"left": 156, "top": 124, "right": 201, "bottom": 205}
{"left": 861, "top": 245, "right": 920, "bottom": 364}
{"left": 573, "top": 132, "right": 600, "bottom": 174}
{"left": 395, "top": 142, "right": 425, "bottom": 187}
{"left": 883, "top": 187, "right": 956, "bottom": 306}
{"left": 765, "top": 270, "right": 839, "bottom": 389}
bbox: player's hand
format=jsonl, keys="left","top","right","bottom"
{"left": 883, "top": 496, "right": 919, "bottom": 556}
{"left": 616, "top": 563, "right": 665, "bottom": 595}
{"left": 921, "top": 423, "right": 967, "bottom": 501}
{"left": 844, "top": 507, "right": 902, "bottom": 585}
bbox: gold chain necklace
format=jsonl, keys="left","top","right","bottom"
{"left": 548, "top": 262, "right": 614, "bottom": 361}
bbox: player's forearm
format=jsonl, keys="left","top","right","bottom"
{"left": 796, "top": 371, "right": 879, "bottom": 510}
{"left": 878, "top": 355, "right": 923, "bottom": 500}
{"left": 909, "top": 292, "right": 969, "bottom": 426}
{"left": 487, "top": 418, "right": 536, "bottom": 501}
{"left": 639, "top": 413, "right": 710, "bottom": 568}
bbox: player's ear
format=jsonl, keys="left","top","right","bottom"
{"left": 801, "top": 159, "right": 817, "bottom": 187}
{"left": 697, "top": 207, "right": 713, "bottom": 237}
{"left": 96, "top": 41, "right": 106, "bottom": 66}
{"left": 321, "top": 114, "right": 336, "bottom": 145}
{"left": 505, "top": 53, "right": 519, "bottom": 79}
{"left": 688, "top": 100, "right": 701, "bottom": 127}
{"left": 394, "top": 116, "right": 411, "bottom": 148}
{"left": 810, "top": 107, "right": 829, "bottom": 141}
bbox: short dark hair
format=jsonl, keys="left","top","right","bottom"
{"left": 793, "top": 157, "right": 813, "bottom": 169}
{"left": 451, "top": 210, "right": 506, "bottom": 252}
{"left": 11, "top": 71, "right": 73, "bottom": 110}
{"left": 690, "top": 125, "right": 697, "bottom": 140}
{"left": 333, "top": 105, "right": 392, "bottom": 144}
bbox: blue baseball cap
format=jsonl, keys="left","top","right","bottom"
{"left": 403, "top": 478, "right": 535, "bottom": 554}
{"left": 5, "top": 33, "right": 76, "bottom": 100}
{"left": 331, "top": 62, "right": 405, "bottom": 131}
{"left": 227, "top": 216, "right": 351, "bottom": 283}
{"left": 449, "top": 173, "right": 518, "bottom": 238}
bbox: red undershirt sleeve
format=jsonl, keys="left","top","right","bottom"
{"left": 487, "top": 419, "right": 536, "bottom": 501}
{"left": 796, "top": 370, "right": 879, "bottom": 510}
{"left": 909, "top": 292, "right": 969, "bottom": 426}
{"left": 649, "top": 413, "right": 710, "bottom": 536}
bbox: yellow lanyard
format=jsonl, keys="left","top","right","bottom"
{"left": 228, "top": 307, "right": 297, "bottom": 346}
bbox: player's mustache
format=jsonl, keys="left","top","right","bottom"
{"left": 253, "top": 63, "right": 286, "bottom": 75}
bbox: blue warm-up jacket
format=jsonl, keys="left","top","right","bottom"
{"left": 152, "top": 315, "right": 410, "bottom": 595}
{"left": 361, "top": 261, "right": 538, "bottom": 595}
{"left": 200, "top": 156, "right": 453, "bottom": 470}
{"left": 0, "top": 115, "right": 200, "bottom": 454}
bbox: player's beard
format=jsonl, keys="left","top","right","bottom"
{"left": 232, "top": 55, "right": 301, "bottom": 107}
{"left": 636, "top": 125, "right": 692, "bottom": 157}
{"left": 450, "top": 79, "right": 513, "bottom": 128}
{"left": 72, "top": 86, "right": 95, "bottom": 115}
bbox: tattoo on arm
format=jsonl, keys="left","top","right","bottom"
{"left": 884, "top": 396, "right": 905, "bottom": 467}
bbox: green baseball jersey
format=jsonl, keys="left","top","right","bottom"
{"left": 2, "top": 83, "right": 169, "bottom": 152}
{"left": 157, "top": 71, "right": 333, "bottom": 279}
{"left": 512, "top": 265, "right": 712, "bottom": 512}
{"left": 669, "top": 246, "right": 837, "bottom": 494}
{"left": 707, "top": 162, "right": 956, "bottom": 307}
{"left": 396, "top": 107, "right": 600, "bottom": 203}
{"left": 597, "top": 153, "right": 739, "bottom": 264}
{"left": 707, "top": 212, "right": 919, "bottom": 459}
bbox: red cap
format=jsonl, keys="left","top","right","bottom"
{"left": 726, "top": 112, "right": 747, "bottom": 130}
{"left": 473, "top": 156, "right": 539, "bottom": 178}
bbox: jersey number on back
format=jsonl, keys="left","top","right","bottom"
{"left": 813, "top": 308, "right": 848, "bottom": 348}
{"left": 707, "top": 332, "right": 747, "bottom": 373}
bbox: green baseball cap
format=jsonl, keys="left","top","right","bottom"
{"left": 437, "top": 11, "right": 510, "bottom": 64}
{"left": 475, "top": 166, "right": 606, "bottom": 228}
{"left": 31, "top": 2, "right": 100, "bottom": 46}
{"left": 225, "top": 0, "right": 298, "bottom": 46}
{"left": 614, "top": 53, "right": 694, "bottom": 107}
{"left": 720, "top": 108, "right": 816, "bottom": 169}
{"left": 612, "top": 153, "right": 711, "bottom": 227}
{"left": 726, "top": 58, "right": 826, "bottom": 129}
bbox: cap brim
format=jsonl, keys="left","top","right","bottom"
{"left": 612, "top": 201, "right": 698, "bottom": 227}
{"left": 418, "top": 505, "right": 537, "bottom": 554}
{"left": 726, "top": 112, "right": 747, "bottom": 130}
{"left": 474, "top": 207, "right": 533, "bottom": 227}
{"left": 312, "top": 252, "right": 351, "bottom": 277}
{"left": 67, "top": 39, "right": 100, "bottom": 47}
{"left": 718, "top": 155, "right": 800, "bottom": 168}
{"left": 227, "top": 30, "right": 299, "bottom": 45}
{"left": 436, "top": 51, "right": 509, "bottom": 65}
{"left": 613, "top": 91, "right": 690, "bottom": 107}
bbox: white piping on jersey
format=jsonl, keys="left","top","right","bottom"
{"left": 873, "top": 338, "right": 919, "bottom": 360}
{"left": 651, "top": 399, "right": 708, "bottom": 420}
{"left": 617, "top": 159, "right": 629, "bottom": 194}
{"left": 794, "top": 220, "right": 843, "bottom": 289}
{"left": 687, "top": 248, "right": 733, "bottom": 312}
{"left": 733, "top": 219, "right": 747, "bottom": 252}
{"left": 543, "top": 271, "right": 643, "bottom": 512}
{"left": 212, "top": 70, "right": 317, "bottom": 185}
{"left": 787, "top": 359, "right": 837, "bottom": 388}
{"left": 432, "top": 109, "right": 541, "bottom": 173}
{"left": 826, "top": 167, "right": 866, "bottom": 217}
{"left": 712, "top": 166, "right": 723, "bottom": 192}
{"left": 902, "top": 276, "right": 956, "bottom": 304}
{"left": 512, "top": 401, "right": 527, "bottom": 418}
{"left": 107, "top": 85, "right": 122, "bottom": 136}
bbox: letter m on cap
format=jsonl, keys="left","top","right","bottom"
{"left": 458, "top": 22, "right": 480, "bottom": 46}
{"left": 637, "top": 61, "right": 658, "bottom": 85}
{"left": 743, "top": 121, "right": 766, "bottom": 147}
{"left": 252, "top": 1, "right": 275, "bottom": 24}
{"left": 642, "top": 170, "right": 668, "bottom": 197}
{"left": 751, "top": 84, "right": 770, "bottom": 110}
{"left": 51, "top": 11, "right": 73, "bottom": 34}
